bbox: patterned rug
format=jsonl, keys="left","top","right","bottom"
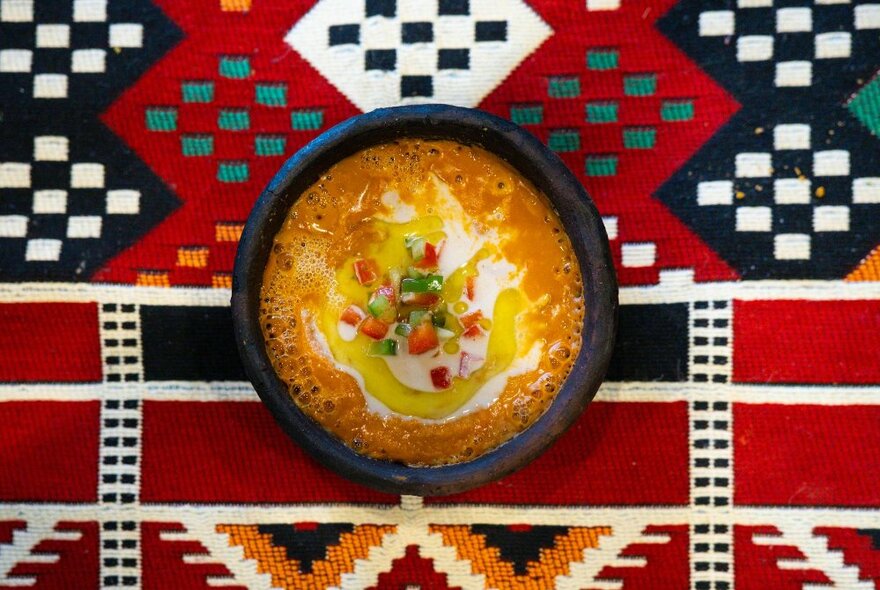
{"left": 1, "top": 0, "right": 879, "bottom": 588}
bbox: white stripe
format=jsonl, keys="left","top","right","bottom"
{"left": 1, "top": 278, "right": 879, "bottom": 307}
{"left": 0, "top": 283, "right": 231, "bottom": 305}
{"left": 4, "top": 382, "right": 879, "bottom": 405}
{"left": 1, "top": 505, "right": 879, "bottom": 530}
{"left": 621, "top": 277, "right": 880, "bottom": 304}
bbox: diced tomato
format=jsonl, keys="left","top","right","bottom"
{"left": 462, "top": 325, "right": 482, "bottom": 339}
{"left": 340, "top": 305, "right": 366, "bottom": 327}
{"left": 401, "top": 292, "right": 440, "bottom": 306}
{"left": 430, "top": 366, "right": 452, "bottom": 389}
{"left": 414, "top": 242, "right": 439, "bottom": 270}
{"left": 465, "top": 275, "right": 476, "bottom": 301}
{"left": 353, "top": 258, "right": 379, "bottom": 285}
{"left": 459, "top": 310, "right": 483, "bottom": 329}
{"left": 376, "top": 283, "right": 396, "bottom": 305}
{"left": 360, "top": 317, "right": 388, "bottom": 340}
{"left": 408, "top": 322, "right": 439, "bottom": 354}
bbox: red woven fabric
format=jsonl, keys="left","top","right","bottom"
{"left": 1, "top": 0, "right": 879, "bottom": 587}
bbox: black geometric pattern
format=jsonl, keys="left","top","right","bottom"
{"left": 323, "top": 1, "right": 506, "bottom": 101}
{"left": 858, "top": 528, "right": 880, "bottom": 550}
{"left": 257, "top": 523, "right": 354, "bottom": 573}
{"left": 606, "top": 304, "right": 690, "bottom": 382}
{"left": 471, "top": 524, "right": 567, "bottom": 575}
{"left": 0, "top": 0, "right": 181, "bottom": 281}
{"left": 657, "top": 0, "right": 880, "bottom": 279}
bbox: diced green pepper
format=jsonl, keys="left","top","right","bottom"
{"left": 401, "top": 275, "right": 443, "bottom": 293}
{"left": 394, "top": 323, "right": 412, "bottom": 337}
{"left": 367, "top": 294, "right": 392, "bottom": 318}
{"left": 409, "top": 310, "right": 429, "bottom": 325}
{"left": 432, "top": 310, "right": 446, "bottom": 328}
{"left": 368, "top": 338, "right": 398, "bottom": 356}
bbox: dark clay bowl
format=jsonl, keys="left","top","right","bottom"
{"left": 232, "top": 104, "right": 617, "bottom": 496}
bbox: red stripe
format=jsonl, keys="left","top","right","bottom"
{"left": 734, "top": 404, "right": 880, "bottom": 506}
{"left": 428, "top": 401, "right": 689, "bottom": 505}
{"left": 733, "top": 300, "right": 880, "bottom": 384}
{"left": 0, "top": 402, "right": 99, "bottom": 502}
{"left": 141, "top": 401, "right": 396, "bottom": 503}
{"left": 0, "top": 303, "right": 102, "bottom": 383}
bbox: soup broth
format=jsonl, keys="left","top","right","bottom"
{"left": 260, "top": 139, "right": 583, "bottom": 466}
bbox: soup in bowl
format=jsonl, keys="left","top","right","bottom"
{"left": 233, "top": 105, "right": 616, "bottom": 495}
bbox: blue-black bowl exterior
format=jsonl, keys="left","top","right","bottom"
{"left": 232, "top": 104, "right": 618, "bottom": 496}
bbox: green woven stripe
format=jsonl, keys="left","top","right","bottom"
{"left": 548, "top": 77, "right": 580, "bottom": 99}
{"left": 219, "top": 56, "right": 251, "bottom": 79}
{"left": 291, "top": 110, "right": 323, "bottom": 130}
{"left": 587, "top": 49, "right": 618, "bottom": 71}
{"left": 624, "top": 74, "right": 657, "bottom": 96}
{"left": 145, "top": 108, "right": 177, "bottom": 132}
{"left": 181, "top": 81, "right": 214, "bottom": 103}
{"left": 585, "top": 155, "right": 618, "bottom": 177}
{"left": 586, "top": 102, "right": 618, "bottom": 123}
{"left": 181, "top": 135, "right": 213, "bottom": 156}
{"left": 510, "top": 104, "right": 543, "bottom": 125}
{"left": 217, "top": 162, "right": 249, "bottom": 183}
{"left": 848, "top": 76, "right": 880, "bottom": 137}
{"left": 255, "top": 84, "right": 287, "bottom": 107}
{"left": 218, "top": 109, "right": 250, "bottom": 131}
{"left": 623, "top": 127, "right": 656, "bottom": 149}
{"left": 661, "top": 100, "right": 694, "bottom": 122}
{"left": 255, "top": 135, "right": 286, "bottom": 156}
{"left": 548, "top": 130, "right": 580, "bottom": 152}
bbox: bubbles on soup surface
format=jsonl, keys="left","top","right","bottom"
{"left": 259, "top": 139, "right": 586, "bottom": 466}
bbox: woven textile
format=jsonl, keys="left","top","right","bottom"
{"left": 1, "top": 0, "right": 879, "bottom": 587}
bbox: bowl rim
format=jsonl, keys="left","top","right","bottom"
{"left": 232, "top": 104, "right": 618, "bottom": 496}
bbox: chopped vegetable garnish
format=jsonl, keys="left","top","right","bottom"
{"left": 400, "top": 292, "right": 440, "bottom": 306}
{"left": 458, "top": 352, "right": 483, "bottom": 378}
{"left": 366, "top": 285, "right": 397, "bottom": 322}
{"left": 368, "top": 338, "right": 398, "bottom": 356}
{"left": 408, "top": 322, "right": 439, "bottom": 354}
{"left": 388, "top": 268, "right": 403, "bottom": 294}
{"left": 353, "top": 258, "right": 379, "bottom": 285}
{"left": 465, "top": 275, "right": 476, "bottom": 301}
{"left": 462, "top": 324, "right": 482, "bottom": 339}
{"left": 360, "top": 317, "right": 389, "bottom": 340}
{"left": 340, "top": 305, "right": 366, "bottom": 327}
{"left": 408, "top": 237, "right": 427, "bottom": 261}
{"left": 407, "top": 266, "right": 426, "bottom": 279}
{"left": 432, "top": 309, "right": 446, "bottom": 327}
{"left": 459, "top": 310, "right": 482, "bottom": 329}
{"left": 409, "top": 310, "right": 429, "bottom": 325}
{"left": 414, "top": 242, "right": 439, "bottom": 270}
{"left": 367, "top": 293, "right": 391, "bottom": 317}
{"left": 394, "top": 323, "right": 412, "bottom": 337}
{"left": 436, "top": 327, "right": 455, "bottom": 340}
{"left": 401, "top": 275, "right": 443, "bottom": 293}
{"left": 375, "top": 284, "right": 396, "bottom": 304}
{"left": 430, "top": 366, "right": 452, "bottom": 389}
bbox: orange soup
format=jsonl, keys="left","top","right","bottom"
{"left": 260, "top": 139, "right": 583, "bottom": 466}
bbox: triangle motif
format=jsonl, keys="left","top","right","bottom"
{"left": 219, "top": 523, "right": 394, "bottom": 589}
{"left": 367, "top": 545, "right": 459, "bottom": 590}
{"left": 430, "top": 524, "right": 611, "bottom": 588}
